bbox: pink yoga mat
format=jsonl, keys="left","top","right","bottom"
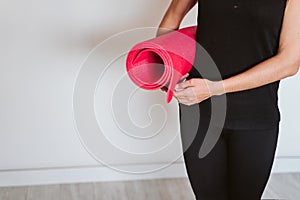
{"left": 126, "top": 26, "right": 197, "bottom": 103}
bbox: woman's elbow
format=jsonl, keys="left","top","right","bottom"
{"left": 289, "top": 65, "right": 299, "bottom": 76}
{"left": 287, "top": 57, "right": 300, "bottom": 76}
{"left": 277, "top": 51, "right": 300, "bottom": 77}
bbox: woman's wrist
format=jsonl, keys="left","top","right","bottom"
{"left": 156, "top": 26, "right": 178, "bottom": 37}
{"left": 208, "top": 80, "right": 226, "bottom": 96}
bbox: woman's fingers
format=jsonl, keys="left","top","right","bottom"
{"left": 175, "top": 73, "right": 189, "bottom": 91}
{"left": 178, "top": 73, "right": 189, "bottom": 83}
{"left": 173, "top": 87, "right": 193, "bottom": 99}
{"left": 160, "top": 73, "right": 189, "bottom": 93}
{"left": 160, "top": 86, "right": 168, "bottom": 92}
{"left": 175, "top": 79, "right": 191, "bottom": 91}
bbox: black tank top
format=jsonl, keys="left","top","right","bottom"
{"left": 187, "top": 0, "right": 287, "bottom": 129}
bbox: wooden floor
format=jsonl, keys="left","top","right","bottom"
{"left": 0, "top": 173, "right": 299, "bottom": 200}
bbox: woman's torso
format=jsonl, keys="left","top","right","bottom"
{"left": 188, "top": 0, "right": 287, "bottom": 129}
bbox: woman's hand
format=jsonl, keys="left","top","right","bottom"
{"left": 160, "top": 73, "right": 189, "bottom": 93}
{"left": 173, "top": 77, "right": 225, "bottom": 106}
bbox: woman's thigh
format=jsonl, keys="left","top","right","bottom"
{"left": 181, "top": 121, "right": 229, "bottom": 200}
{"left": 227, "top": 124, "right": 280, "bottom": 200}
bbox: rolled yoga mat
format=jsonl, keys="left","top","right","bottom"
{"left": 126, "top": 26, "right": 197, "bottom": 103}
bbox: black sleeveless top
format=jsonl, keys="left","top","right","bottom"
{"left": 186, "top": 0, "right": 287, "bottom": 129}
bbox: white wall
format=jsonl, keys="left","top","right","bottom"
{"left": 0, "top": 0, "right": 299, "bottom": 186}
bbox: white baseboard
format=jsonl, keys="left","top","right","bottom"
{"left": 0, "top": 161, "right": 188, "bottom": 187}
{"left": 0, "top": 157, "right": 299, "bottom": 187}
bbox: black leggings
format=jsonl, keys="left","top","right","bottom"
{"left": 181, "top": 119, "right": 280, "bottom": 200}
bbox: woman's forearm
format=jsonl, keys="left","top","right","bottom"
{"left": 157, "top": 0, "right": 197, "bottom": 36}
{"left": 215, "top": 54, "right": 299, "bottom": 95}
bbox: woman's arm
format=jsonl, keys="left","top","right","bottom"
{"left": 157, "top": 0, "right": 197, "bottom": 92}
{"left": 219, "top": 0, "right": 299, "bottom": 94}
{"left": 173, "top": 0, "right": 300, "bottom": 105}
{"left": 156, "top": 0, "right": 197, "bottom": 36}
